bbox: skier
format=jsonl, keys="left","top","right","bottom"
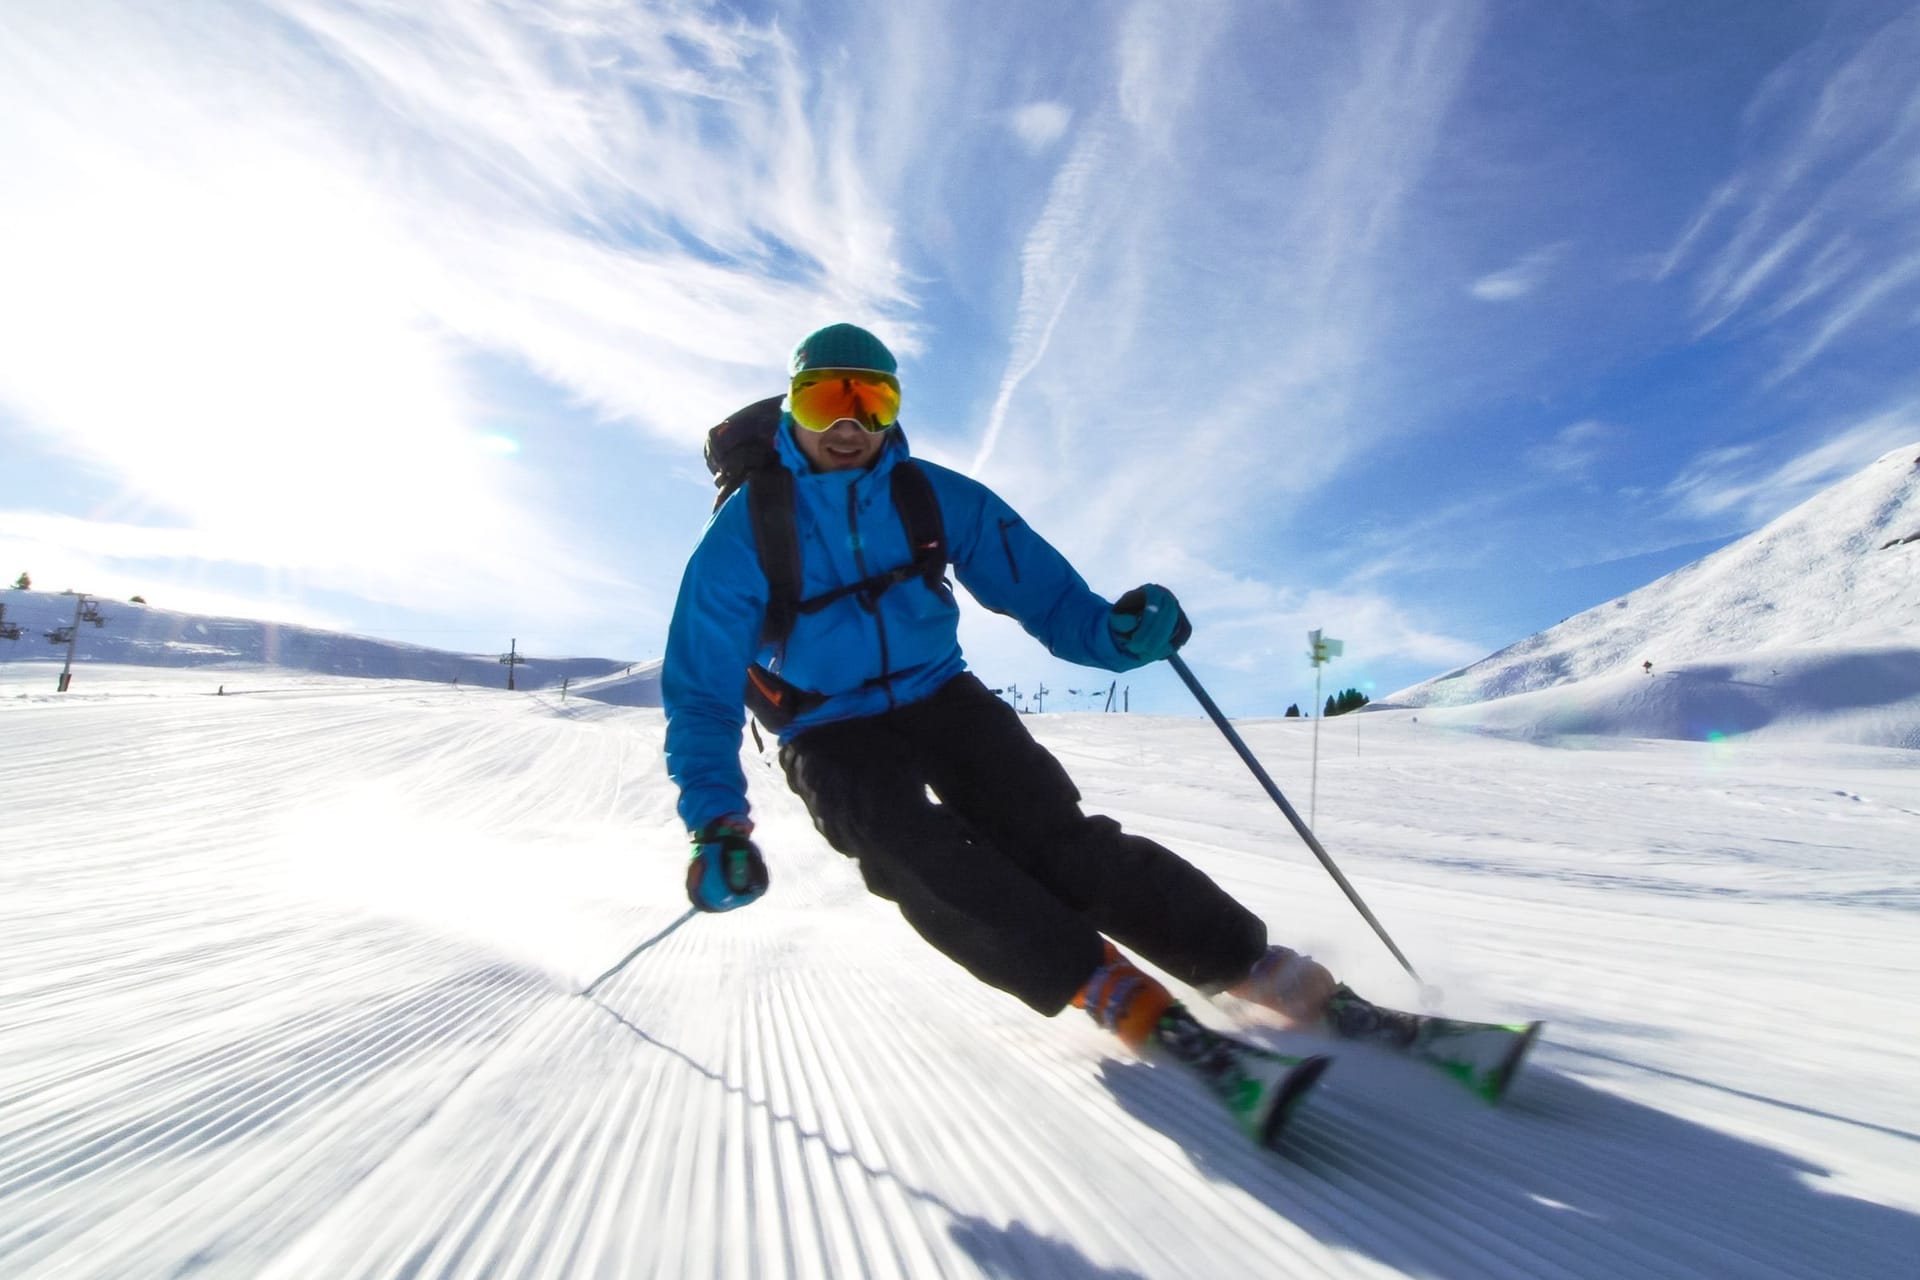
{"left": 663, "top": 323, "right": 1339, "bottom": 1127}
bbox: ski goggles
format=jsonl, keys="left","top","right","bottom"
{"left": 788, "top": 368, "right": 902, "bottom": 434}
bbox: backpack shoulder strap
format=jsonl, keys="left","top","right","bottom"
{"left": 745, "top": 464, "right": 802, "bottom": 646}
{"left": 889, "top": 460, "right": 947, "bottom": 588}
{"left": 758, "top": 456, "right": 948, "bottom": 649}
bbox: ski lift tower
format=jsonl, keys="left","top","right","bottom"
{"left": 1308, "top": 628, "right": 1342, "bottom": 826}
{"left": 499, "top": 638, "right": 527, "bottom": 690}
{"left": 49, "top": 593, "right": 106, "bottom": 691}
{"left": 0, "top": 602, "right": 22, "bottom": 642}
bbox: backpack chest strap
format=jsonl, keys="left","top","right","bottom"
{"left": 750, "top": 458, "right": 946, "bottom": 645}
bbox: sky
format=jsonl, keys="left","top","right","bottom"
{"left": 3, "top": 0, "right": 1918, "bottom": 716}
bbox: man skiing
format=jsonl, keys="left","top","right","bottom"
{"left": 662, "top": 322, "right": 1340, "bottom": 1135}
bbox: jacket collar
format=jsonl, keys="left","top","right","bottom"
{"left": 774, "top": 412, "right": 911, "bottom": 485}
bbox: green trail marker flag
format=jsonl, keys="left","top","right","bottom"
{"left": 1307, "top": 630, "right": 1342, "bottom": 824}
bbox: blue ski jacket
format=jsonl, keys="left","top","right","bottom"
{"left": 663, "top": 418, "right": 1151, "bottom": 832}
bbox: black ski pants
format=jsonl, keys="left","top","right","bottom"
{"left": 779, "top": 672, "right": 1267, "bottom": 1015}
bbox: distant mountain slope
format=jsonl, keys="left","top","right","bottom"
{"left": 0, "top": 590, "right": 640, "bottom": 693}
{"left": 569, "top": 660, "right": 665, "bottom": 707}
{"left": 1388, "top": 443, "right": 1920, "bottom": 711}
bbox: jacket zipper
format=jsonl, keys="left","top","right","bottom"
{"left": 848, "top": 482, "right": 896, "bottom": 711}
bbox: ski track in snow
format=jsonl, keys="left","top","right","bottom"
{"left": 3, "top": 667, "right": 1918, "bottom": 1278}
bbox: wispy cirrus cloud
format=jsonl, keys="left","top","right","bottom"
{"left": 0, "top": 512, "right": 354, "bottom": 632}
{"left": 958, "top": 1, "right": 1487, "bottom": 680}
{"left": 0, "top": 0, "right": 1508, "bottom": 703}
{"left": 1131, "top": 559, "right": 1488, "bottom": 680}
{"left": 0, "top": 0, "right": 926, "bottom": 630}
{"left": 1658, "top": 9, "right": 1920, "bottom": 383}
{"left": 1664, "top": 407, "right": 1919, "bottom": 524}
{"left": 1470, "top": 244, "right": 1567, "bottom": 302}
{"left": 1008, "top": 102, "right": 1073, "bottom": 153}
{"left": 1527, "top": 420, "right": 1617, "bottom": 478}
{"left": 975, "top": 5, "right": 1482, "bottom": 552}
{"left": 970, "top": 2, "right": 1486, "bottom": 496}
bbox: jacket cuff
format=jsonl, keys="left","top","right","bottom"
{"left": 681, "top": 787, "right": 751, "bottom": 836}
{"left": 694, "top": 813, "right": 754, "bottom": 841}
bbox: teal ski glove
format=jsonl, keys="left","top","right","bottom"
{"left": 686, "top": 815, "right": 769, "bottom": 912}
{"left": 1110, "top": 584, "right": 1192, "bottom": 662}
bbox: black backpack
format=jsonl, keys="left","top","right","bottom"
{"left": 703, "top": 395, "right": 948, "bottom": 729}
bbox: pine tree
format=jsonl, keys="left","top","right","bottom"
{"left": 1326, "top": 687, "right": 1370, "bottom": 717}
{"left": 1284, "top": 703, "right": 1301, "bottom": 717}
{"left": 10, "top": 571, "right": 28, "bottom": 590}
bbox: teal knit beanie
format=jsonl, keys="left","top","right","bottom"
{"left": 789, "top": 323, "right": 898, "bottom": 378}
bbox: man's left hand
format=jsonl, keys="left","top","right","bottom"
{"left": 1110, "top": 584, "right": 1192, "bottom": 661}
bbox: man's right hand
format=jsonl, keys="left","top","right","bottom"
{"left": 686, "top": 815, "right": 769, "bottom": 912}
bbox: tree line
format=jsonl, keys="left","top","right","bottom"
{"left": 1282, "top": 688, "right": 1370, "bottom": 718}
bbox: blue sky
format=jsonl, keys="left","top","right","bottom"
{"left": 3, "top": 0, "right": 1917, "bottom": 717}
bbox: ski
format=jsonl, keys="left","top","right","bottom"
{"left": 1321, "top": 984, "right": 1542, "bottom": 1102}
{"left": 1152, "top": 1005, "right": 1332, "bottom": 1147}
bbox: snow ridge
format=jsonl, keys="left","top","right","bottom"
{"left": 1384, "top": 444, "right": 1920, "bottom": 746}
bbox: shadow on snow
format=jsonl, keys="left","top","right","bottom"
{"left": 1095, "top": 1033, "right": 1918, "bottom": 1280}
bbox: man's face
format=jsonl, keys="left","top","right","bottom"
{"left": 793, "top": 418, "right": 889, "bottom": 472}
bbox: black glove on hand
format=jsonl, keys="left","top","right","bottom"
{"left": 686, "top": 815, "right": 769, "bottom": 912}
{"left": 1109, "top": 584, "right": 1192, "bottom": 661}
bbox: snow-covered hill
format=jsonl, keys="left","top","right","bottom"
{"left": 2, "top": 664, "right": 1916, "bottom": 1278}
{"left": 1383, "top": 443, "right": 1920, "bottom": 746}
{"left": 0, "top": 589, "right": 656, "bottom": 700}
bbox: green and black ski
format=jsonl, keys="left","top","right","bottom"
{"left": 1321, "top": 984, "right": 1542, "bottom": 1102}
{"left": 1151, "top": 1005, "right": 1333, "bottom": 1146}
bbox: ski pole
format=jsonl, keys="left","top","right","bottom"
{"left": 582, "top": 907, "right": 698, "bottom": 997}
{"left": 1167, "top": 653, "right": 1423, "bottom": 984}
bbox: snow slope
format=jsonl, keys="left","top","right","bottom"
{"left": 1385, "top": 444, "right": 1920, "bottom": 746}
{"left": 0, "top": 590, "right": 645, "bottom": 695}
{"left": 3, "top": 664, "right": 1916, "bottom": 1278}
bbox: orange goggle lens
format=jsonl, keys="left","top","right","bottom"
{"left": 789, "top": 369, "right": 901, "bottom": 433}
